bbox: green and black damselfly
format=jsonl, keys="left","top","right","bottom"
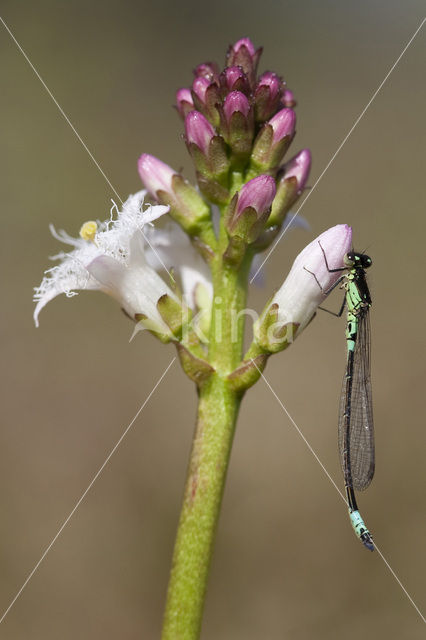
{"left": 306, "top": 245, "right": 375, "bottom": 551}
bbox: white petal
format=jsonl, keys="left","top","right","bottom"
{"left": 144, "top": 221, "right": 213, "bottom": 309}
{"left": 86, "top": 247, "right": 177, "bottom": 334}
{"left": 33, "top": 245, "right": 101, "bottom": 326}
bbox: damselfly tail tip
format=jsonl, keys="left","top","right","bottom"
{"left": 361, "top": 533, "right": 374, "bottom": 552}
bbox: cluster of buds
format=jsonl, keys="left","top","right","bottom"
{"left": 36, "top": 38, "right": 349, "bottom": 389}
{"left": 139, "top": 37, "right": 311, "bottom": 249}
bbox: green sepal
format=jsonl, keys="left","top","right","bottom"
{"left": 157, "top": 294, "right": 191, "bottom": 340}
{"left": 227, "top": 354, "right": 269, "bottom": 393}
{"left": 168, "top": 268, "right": 182, "bottom": 298}
{"left": 192, "top": 84, "right": 221, "bottom": 128}
{"left": 134, "top": 313, "right": 172, "bottom": 344}
{"left": 223, "top": 235, "right": 247, "bottom": 267}
{"left": 187, "top": 136, "right": 229, "bottom": 183}
{"left": 254, "top": 85, "right": 281, "bottom": 123}
{"left": 255, "top": 303, "right": 300, "bottom": 353}
{"left": 224, "top": 196, "right": 270, "bottom": 244}
{"left": 250, "top": 125, "right": 295, "bottom": 173}
{"left": 219, "top": 109, "right": 254, "bottom": 161}
{"left": 267, "top": 175, "right": 299, "bottom": 227}
{"left": 175, "top": 343, "right": 215, "bottom": 386}
{"left": 157, "top": 174, "right": 210, "bottom": 236}
{"left": 196, "top": 172, "right": 230, "bottom": 205}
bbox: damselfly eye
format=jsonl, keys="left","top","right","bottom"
{"left": 344, "top": 252, "right": 355, "bottom": 267}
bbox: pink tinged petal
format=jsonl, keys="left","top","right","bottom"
{"left": 223, "top": 91, "right": 250, "bottom": 122}
{"left": 185, "top": 110, "right": 216, "bottom": 155}
{"left": 222, "top": 66, "right": 247, "bottom": 91}
{"left": 257, "top": 71, "right": 282, "bottom": 99}
{"left": 282, "top": 149, "right": 312, "bottom": 191}
{"left": 272, "top": 224, "right": 352, "bottom": 330}
{"left": 193, "top": 62, "right": 220, "bottom": 81}
{"left": 282, "top": 89, "right": 296, "bottom": 107}
{"left": 226, "top": 38, "right": 262, "bottom": 83}
{"left": 176, "top": 88, "right": 194, "bottom": 117}
{"left": 176, "top": 88, "right": 193, "bottom": 103}
{"left": 236, "top": 175, "right": 276, "bottom": 216}
{"left": 138, "top": 154, "right": 176, "bottom": 197}
{"left": 192, "top": 77, "right": 211, "bottom": 104}
{"left": 233, "top": 37, "right": 256, "bottom": 56}
{"left": 269, "top": 108, "right": 296, "bottom": 144}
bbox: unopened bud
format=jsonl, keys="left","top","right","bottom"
{"left": 268, "top": 148, "right": 311, "bottom": 226}
{"left": 138, "top": 153, "right": 210, "bottom": 235}
{"left": 226, "top": 37, "right": 262, "bottom": 86}
{"left": 185, "top": 111, "right": 230, "bottom": 191}
{"left": 254, "top": 71, "right": 284, "bottom": 121}
{"left": 220, "top": 91, "right": 253, "bottom": 159}
{"left": 220, "top": 66, "right": 250, "bottom": 94}
{"left": 193, "top": 61, "right": 220, "bottom": 82}
{"left": 224, "top": 174, "right": 276, "bottom": 243}
{"left": 251, "top": 108, "right": 296, "bottom": 172}
{"left": 254, "top": 224, "right": 352, "bottom": 351}
{"left": 282, "top": 88, "right": 297, "bottom": 108}
{"left": 176, "top": 88, "right": 194, "bottom": 119}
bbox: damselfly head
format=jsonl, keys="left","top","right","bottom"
{"left": 344, "top": 252, "right": 372, "bottom": 269}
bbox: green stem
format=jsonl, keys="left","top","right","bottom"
{"left": 161, "top": 232, "right": 251, "bottom": 639}
{"left": 161, "top": 375, "right": 241, "bottom": 639}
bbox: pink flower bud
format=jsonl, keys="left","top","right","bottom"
{"left": 192, "top": 77, "right": 211, "bottom": 105}
{"left": 236, "top": 175, "right": 276, "bottom": 218}
{"left": 226, "top": 37, "right": 262, "bottom": 85}
{"left": 282, "top": 88, "right": 296, "bottom": 108}
{"left": 223, "top": 91, "right": 250, "bottom": 123}
{"left": 232, "top": 37, "right": 256, "bottom": 56}
{"left": 269, "top": 108, "right": 296, "bottom": 144}
{"left": 255, "top": 225, "right": 353, "bottom": 348}
{"left": 254, "top": 71, "right": 284, "bottom": 121}
{"left": 193, "top": 61, "right": 220, "bottom": 82}
{"left": 138, "top": 153, "right": 176, "bottom": 198}
{"left": 221, "top": 66, "right": 249, "bottom": 92}
{"left": 176, "top": 88, "right": 194, "bottom": 118}
{"left": 257, "top": 71, "right": 282, "bottom": 100}
{"left": 281, "top": 148, "right": 311, "bottom": 192}
{"left": 185, "top": 111, "right": 216, "bottom": 155}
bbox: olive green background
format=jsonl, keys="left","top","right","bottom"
{"left": 1, "top": 1, "right": 425, "bottom": 638}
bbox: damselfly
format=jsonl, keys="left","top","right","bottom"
{"left": 306, "top": 245, "right": 375, "bottom": 551}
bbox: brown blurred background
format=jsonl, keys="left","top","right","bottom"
{"left": 1, "top": 1, "right": 425, "bottom": 638}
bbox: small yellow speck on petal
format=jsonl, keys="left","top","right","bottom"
{"left": 80, "top": 221, "right": 98, "bottom": 242}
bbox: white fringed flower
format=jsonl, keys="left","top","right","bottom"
{"left": 34, "top": 190, "right": 179, "bottom": 335}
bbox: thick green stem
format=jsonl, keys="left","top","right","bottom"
{"left": 161, "top": 375, "right": 241, "bottom": 639}
{"left": 161, "top": 224, "right": 251, "bottom": 639}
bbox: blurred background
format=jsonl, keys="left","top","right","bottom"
{"left": 1, "top": 1, "right": 425, "bottom": 638}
